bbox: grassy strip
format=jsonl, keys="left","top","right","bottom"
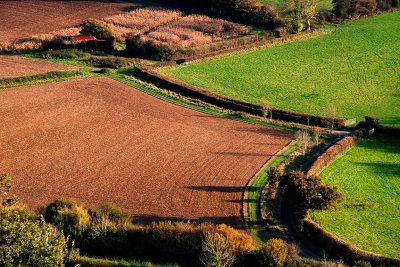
{"left": 247, "top": 143, "right": 298, "bottom": 246}
{"left": 78, "top": 256, "right": 181, "bottom": 267}
{"left": 106, "top": 70, "right": 297, "bottom": 133}
{"left": 0, "top": 70, "right": 91, "bottom": 88}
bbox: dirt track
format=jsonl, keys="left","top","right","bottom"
{"left": 0, "top": 0, "right": 141, "bottom": 42}
{"left": 0, "top": 77, "right": 292, "bottom": 227}
{"left": 0, "top": 55, "right": 78, "bottom": 78}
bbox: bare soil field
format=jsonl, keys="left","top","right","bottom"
{"left": 0, "top": 55, "right": 78, "bottom": 78}
{"left": 0, "top": 0, "right": 140, "bottom": 42}
{"left": 0, "top": 77, "right": 292, "bottom": 227}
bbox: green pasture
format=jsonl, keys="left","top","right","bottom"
{"left": 312, "top": 134, "right": 400, "bottom": 258}
{"left": 161, "top": 11, "right": 400, "bottom": 127}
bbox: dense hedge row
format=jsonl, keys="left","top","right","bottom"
{"left": 136, "top": 66, "right": 346, "bottom": 127}
{"left": 299, "top": 217, "right": 400, "bottom": 266}
{"left": 306, "top": 134, "right": 359, "bottom": 176}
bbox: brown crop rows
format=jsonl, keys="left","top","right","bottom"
{"left": 0, "top": 77, "right": 292, "bottom": 227}
{"left": 0, "top": 55, "right": 78, "bottom": 78}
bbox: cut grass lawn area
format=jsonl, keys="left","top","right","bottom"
{"left": 161, "top": 11, "right": 400, "bottom": 127}
{"left": 312, "top": 134, "right": 400, "bottom": 259}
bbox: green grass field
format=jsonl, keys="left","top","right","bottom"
{"left": 161, "top": 11, "right": 400, "bottom": 127}
{"left": 312, "top": 134, "right": 400, "bottom": 258}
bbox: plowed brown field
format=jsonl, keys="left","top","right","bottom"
{"left": 0, "top": 77, "right": 292, "bottom": 227}
{"left": 0, "top": 0, "right": 141, "bottom": 42}
{"left": 0, "top": 55, "right": 78, "bottom": 78}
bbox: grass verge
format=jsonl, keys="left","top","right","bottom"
{"left": 246, "top": 143, "right": 298, "bottom": 246}
{"left": 79, "top": 256, "right": 181, "bottom": 267}
{"left": 0, "top": 70, "right": 91, "bottom": 88}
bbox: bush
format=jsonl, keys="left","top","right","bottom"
{"left": 256, "top": 3, "right": 282, "bottom": 27}
{"left": 214, "top": 224, "right": 255, "bottom": 256}
{"left": 0, "top": 175, "right": 79, "bottom": 267}
{"left": 86, "top": 56, "right": 135, "bottom": 69}
{"left": 266, "top": 167, "right": 283, "bottom": 200}
{"left": 280, "top": 171, "right": 344, "bottom": 213}
{"left": 80, "top": 19, "right": 116, "bottom": 50}
{"left": 200, "top": 230, "right": 236, "bottom": 267}
{"left": 125, "top": 34, "right": 176, "bottom": 61}
{"left": 258, "top": 238, "right": 288, "bottom": 267}
{"left": 44, "top": 49, "right": 90, "bottom": 60}
{"left": 44, "top": 200, "right": 91, "bottom": 241}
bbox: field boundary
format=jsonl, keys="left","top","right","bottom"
{"left": 0, "top": 70, "right": 91, "bottom": 89}
{"left": 135, "top": 66, "right": 346, "bottom": 127}
{"left": 298, "top": 216, "right": 400, "bottom": 265}
{"left": 242, "top": 140, "right": 296, "bottom": 239}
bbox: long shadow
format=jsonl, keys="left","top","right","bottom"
{"left": 355, "top": 162, "right": 400, "bottom": 177}
{"left": 131, "top": 214, "right": 245, "bottom": 229}
{"left": 355, "top": 134, "right": 400, "bottom": 155}
{"left": 212, "top": 151, "right": 273, "bottom": 157}
{"left": 186, "top": 185, "right": 261, "bottom": 193}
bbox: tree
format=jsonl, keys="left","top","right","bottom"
{"left": 324, "top": 103, "right": 338, "bottom": 131}
{"left": 200, "top": 230, "right": 236, "bottom": 267}
{"left": 0, "top": 174, "right": 79, "bottom": 266}
{"left": 279, "top": 171, "right": 343, "bottom": 212}
{"left": 259, "top": 238, "right": 288, "bottom": 267}
{"left": 281, "top": 0, "right": 323, "bottom": 32}
{"left": 295, "top": 130, "right": 311, "bottom": 155}
{"left": 260, "top": 97, "right": 273, "bottom": 120}
{"left": 80, "top": 19, "right": 115, "bottom": 50}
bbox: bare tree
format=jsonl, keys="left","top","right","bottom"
{"left": 312, "top": 127, "right": 322, "bottom": 145}
{"left": 260, "top": 97, "right": 273, "bottom": 120}
{"left": 324, "top": 103, "right": 338, "bottom": 131}
{"left": 200, "top": 230, "right": 235, "bottom": 267}
{"left": 296, "top": 130, "right": 311, "bottom": 155}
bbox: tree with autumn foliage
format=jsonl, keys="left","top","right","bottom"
{"left": 279, "top": 171, "right": 344, "bottom": 213}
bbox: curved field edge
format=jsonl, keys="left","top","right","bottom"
{"left": 245, "top": 141, "right": 298, "bottom": 245}
{"left": 160, "top": 11, "right": 400, "bottom": 127}
{"left": 311, "top": 134, "right": 400, "bottom": 258}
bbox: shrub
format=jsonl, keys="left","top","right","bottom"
{"left": 125, "top": 34, "right": 176, "bottom": 61}
{"left": 86, "top": 56, "right": 135, "bottom": 69}
{"left": 44, "top": 49, "right": 91, "bottom": 60}
{"left": 80, "top": 19, "right": 116, "bottom": 50}
{"left": 258, "top": 238, "right": 288, "bottom": 267}
{"left": 266, "top": 167, "right": 283, "bottom": 200}
{"left": 0, "top": 212, "right": 79, "bottom": 267}
{"left": 295, "top": 130, "right": 311, "bottom": 155}
{"left": 255, "top": 3, "right": 282, "bottom": 27}
{"left": 44, "top": 200, "right": 91, "bottom": 241}
{"left": 81, "top": 19, "right": 114, "bottom": 39}
{"left": 200, "top": 230, "right": 236, "bottom": 267}
{"left": 0, "top": 175, "right": 79, "bottom": 266}
{"left": 214, "top": 224, "right": 255, "bottom": 256}
{"left": 280, "top": 171, "right": 344, "bottom": 213}
{"left": 350, "top": 0, "right": 378, "bottom": 16}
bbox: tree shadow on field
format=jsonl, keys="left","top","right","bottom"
{"left": 186, "top": 185, "right": 261, "bottom": 193}
{"left": 355, "top": 162, "right": 400, "bottom": 178}
{"left": 356, "top": 134, "right": 400, "bottom": 155}
{"left": 131, "top": 214, "right": 245, "bottom": 229}
{"left": 212, "top": 151, "right": 272, "bottom": 157}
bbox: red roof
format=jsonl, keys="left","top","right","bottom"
{"left": 70, "top": 35, "right": 97, "bottom": 42}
